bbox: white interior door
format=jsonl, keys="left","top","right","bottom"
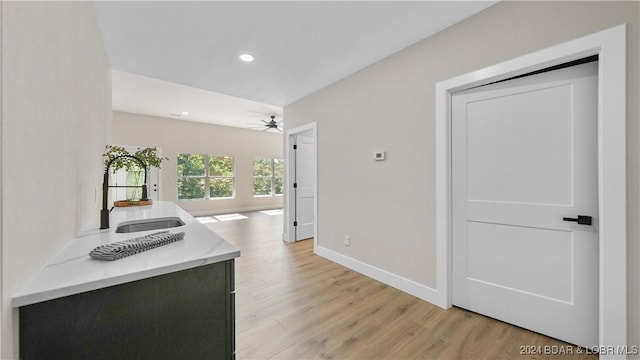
{"left": 294, "top": 134, "right": 315, "bottom": 241}
{"left": 452, "top": 61, "right": 598, "bottom": 347}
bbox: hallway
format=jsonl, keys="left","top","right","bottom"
{"left": 201, "top": 210, "right": 596, "bottom": 359}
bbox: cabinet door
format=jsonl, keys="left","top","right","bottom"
{"left": 20, "top": 261, "right": 235, "bottom": 359}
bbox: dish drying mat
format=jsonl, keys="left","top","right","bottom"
{"left": 90, "top": 230, "right": 185, "bottom": 261}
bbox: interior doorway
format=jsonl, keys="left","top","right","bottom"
{"left": 285, "top": 123, "right": 317, "bottom": 243}
{"left": 435, "top": 24, "right": 626, "bottom": 348}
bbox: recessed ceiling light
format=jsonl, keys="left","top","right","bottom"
{"left": 181, "top": 111, "right": 189, "bottom": 115}
{"left": 239, "top": 53, "right": 254, "bottom": 62}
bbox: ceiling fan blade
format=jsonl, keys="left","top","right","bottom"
{"left": 274, "top": 127, "right": 282, "bottom": 133}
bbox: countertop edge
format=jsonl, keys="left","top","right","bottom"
{"left": 13, "top": 249, "right": 240, "bottom": 308}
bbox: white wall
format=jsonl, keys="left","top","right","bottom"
{"left": 0, "top": 3, "right": 4, "bottom": 356}
{"left": 0, "top": 2, "right": 111, "bottom": 358}
{"left": 284, "top": 0, "right": 639, "bottom": 349}
{"left": 112, "top": 111, "right": 283, "bottom": 215}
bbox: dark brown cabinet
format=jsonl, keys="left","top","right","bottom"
{"left": 19, "top": 260, "right": 235, "bottom": 359}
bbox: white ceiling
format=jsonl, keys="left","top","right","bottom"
{"left": 94, "top": 1, "right": 496, "bottom": 130}
{"left": 112, "top": 70, "right": 283, "bottom": 128}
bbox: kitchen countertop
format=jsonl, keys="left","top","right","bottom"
{"left": 12, "top": 201, "right": 240, "bottom": 307}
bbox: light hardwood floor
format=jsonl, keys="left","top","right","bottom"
{"left": 202, "top": 210, "right": 597, "bottom": 360}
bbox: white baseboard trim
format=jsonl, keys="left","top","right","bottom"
{"left": 282, "top": 232, "right": 296, "bottom": 243}
{"left": 315, "top": 245, "right": 444, "bottom": 308}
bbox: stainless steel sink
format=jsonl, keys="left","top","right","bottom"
{"left": 115, "top": 217, "right": 186, "bottom": 233}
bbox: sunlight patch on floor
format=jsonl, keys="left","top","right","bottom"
{"left": 215, "top": 213, "right": 249, "bottom": 221}
{"left": 196, "top": 216, "right": 218, "bottom": 224}
{"left": 198, "top": 210, "right": 281, "bottom": 223}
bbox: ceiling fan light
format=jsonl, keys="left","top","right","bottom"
{"left": 239, "top": 53, "right": 254, "bottom": 62}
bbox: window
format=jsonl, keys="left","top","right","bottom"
{"left": 208, "top": 155, "right": 234, "bottom": 198}
{"left": 177, "top": 154, "right": 205, "bottom": 200}
{"left": 253, "top": 157, "right": 284, "bottom": 196}
{"left": 177, "top": 154, "right": 234, "bottom": 200}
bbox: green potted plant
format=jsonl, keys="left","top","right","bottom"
{"left": 103, "top": 145, "right": 168, "bottom": 202}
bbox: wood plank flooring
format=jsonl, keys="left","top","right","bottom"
{"left": 202, "top": 210, "right": 597, "bottom": 360}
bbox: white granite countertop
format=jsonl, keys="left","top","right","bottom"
{"left": 12, "top": 201, "right": 240, "bottom": 307}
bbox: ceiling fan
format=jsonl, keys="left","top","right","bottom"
{"left": 248, "top": 115, "right": 283, "bottom": 133}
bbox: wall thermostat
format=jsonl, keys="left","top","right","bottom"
{"left": 374, "top": 151, "right": 386, "bottom": 161}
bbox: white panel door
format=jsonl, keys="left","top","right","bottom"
{"left": 452, "top": 62, "right": 598, "bottom": 347}
{"left": 294, "top": 135, "right": 315, "bottom": 241}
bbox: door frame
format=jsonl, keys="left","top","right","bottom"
{"left": 284, "top": 122, "right": 318, "bottom": 244}
{"left": 435, "top": 24, "right": 627, "bottom": 349}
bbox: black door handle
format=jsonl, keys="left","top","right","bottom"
{"left": 562, "top": 215, "right": 592, "bottom": 225}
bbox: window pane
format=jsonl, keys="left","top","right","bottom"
{"left": 274, "top": 177, "right": 284, "bottom": 195}
{"left": 210, "top": 177, "right": 233, "bottom": 198}
{"left": 274, "top": 158, "right": 284, "bottom": 177}
{"left": 178, "top": 178, "right": 205, "bottom": 199}
{"left": 210, "top": 155, "right": 233, "bottom": 176}
{"left": 177, "top": 154, "right": 205, "bottom": 176}
{"left": 253, "top": 158, "right": 272, "bottom": 176}
{"left": 253, "top": 178, "right": 272, "bottom": 196}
